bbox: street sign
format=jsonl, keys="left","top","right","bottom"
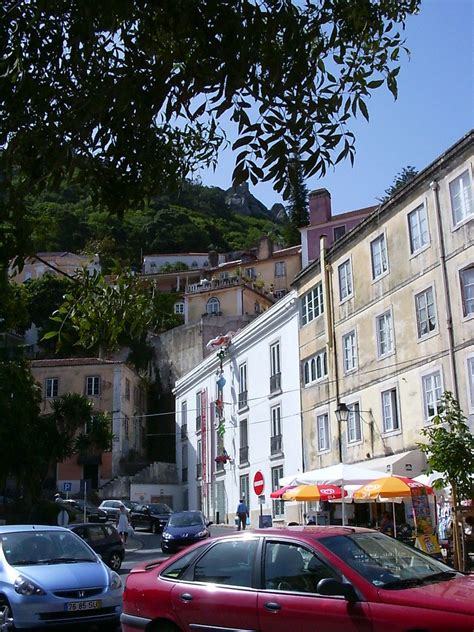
{"left": 57, "top": 509, "right": 69, "bottom": 527}
{"left": 63, "top": 482, "right": 72, "bottom": 492}
{"left": 253, "top": 470, "right": 265, "bottom": 496}
{"left": 258, "top": 494, "right": 265, "bottom": 505}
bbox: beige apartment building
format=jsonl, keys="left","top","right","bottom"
{"left": 10, "top": 252, "right": 100, "bottom": 283}
{"left": 30, "top": 358, "right": 146, "bottom": 493}
{"left": 293, "top": 130, "right": 473, "bottom": 478}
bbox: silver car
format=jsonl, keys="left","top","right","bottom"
{"left": 98, "top": 499, "right": 130, "bottom": 521}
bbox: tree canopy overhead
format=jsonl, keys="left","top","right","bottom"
{"left": 1, "top": 0, "right": 420, "bottom": 265}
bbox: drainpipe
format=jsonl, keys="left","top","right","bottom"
{"left": 320, "top": 235, "right": 343, "bottom": 463}
{"left": 429, "top": 181, "right": 459, "bottom": 400}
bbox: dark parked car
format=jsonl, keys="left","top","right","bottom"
{"left": 121, "top": 526, "right": 474, "bottom": 632}
{"left": 161, "top": 510, "right": 212, "bottom": 554}
{"left": 69, "top": 523, "right": 125, "bottom": 571}
{"left": 61, "top": 499, "right": 108, "bottom": 523}
{"left": 129, "top": 503, "right": 173, "bottom": 533}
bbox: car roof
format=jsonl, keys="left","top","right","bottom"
{"left": 0, "top": 525, "right": 70, "bottom": 534}
{"left": 212, "top": 526, "right": 373, "bottom": 540}
{"left": 171, "top": 510, "right": 204, "bottom": 517}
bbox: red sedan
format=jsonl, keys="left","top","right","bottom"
{"left": 121, "top": 526, "right": 474, "bottom": 632}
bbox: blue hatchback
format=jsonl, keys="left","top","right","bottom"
{"left": 160, "top": 510, "right": 212, "bottom": 554}
{"left": 0, "top": 525, "right": 122, "bottom": 630}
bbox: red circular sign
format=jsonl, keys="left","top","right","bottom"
{"left": 253, "top": 470, "right": 265, "bottom": 496}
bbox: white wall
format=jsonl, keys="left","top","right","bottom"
{"left": 130, "top": 484, "right": 183, "bottom": 510}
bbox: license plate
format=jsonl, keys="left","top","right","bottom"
{"left": 66, "top": 599, "right": 102, "bottom": 612}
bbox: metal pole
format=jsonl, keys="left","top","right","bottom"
{"left": 83, "top": 481, "right": 87, "bottom": 523}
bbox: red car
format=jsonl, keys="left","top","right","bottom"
{"left": 121, "top": 526, "right": 474, "bottom": 632}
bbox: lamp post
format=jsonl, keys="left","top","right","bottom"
{"left": 335, "top": 402, "right": 349, "bottom": 463}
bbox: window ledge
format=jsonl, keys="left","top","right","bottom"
{"left": 270, "top": 452, "right": 284, "bottom": 461}
{"left": 238, "top": 405, "right": 250, "bottom": 414}
{"left": 269, "top": 389, "right": 282, "bottom": 399}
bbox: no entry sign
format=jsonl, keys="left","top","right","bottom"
{"left": 253, "top": 470, "right": 265, "bottom": 496}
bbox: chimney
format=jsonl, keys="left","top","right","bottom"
{"left": 208, "top": 250, "right": 219, "bottom": 268}
{"left": 256, "top": 236, "right": 273, "bottom": 260}
{"left": 309, "top": 189, "right": 332, "bottom": 225}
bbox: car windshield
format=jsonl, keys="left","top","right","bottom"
{"left": 1, "top": 530, "right": 97, "bottom": 566}
{"left": 149, "top": 504, "right": 172, "bottom": 514}
{"left": 322, "top": 532, "right": 459, "bottom": 589}
{"left": 168, "top": 513, "right": 204, "bottom": 528}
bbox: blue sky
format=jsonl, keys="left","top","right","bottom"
{"left": 199, "top": 0, "right": 473, "bottom": 214}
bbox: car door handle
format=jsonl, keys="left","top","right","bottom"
{"left": 264, "top": 602, "right": 281, "bottom": 611}
{"left": 180, "top": 593, "right": 193, "bottom": 602}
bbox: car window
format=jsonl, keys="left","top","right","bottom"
{"left": 1, "top": 530, "right": 97, "bottom": 564}
{"left": 72, "top": 526, "right": 86, "bottom": 539}
{"left": 87, "top": 526, "right": 105, "bottom": 543}
{"left": 264, "top": 541, "right": 340, "bottom": 593}
{"left": 134, "top": 504, "right": 144, "bottom": 512}
{"left": 161, "top": 548, "right": 202, "bottom": 580}
{"left": 193, "top": 540, "right": 258, "bottom": 587}
{"left": 168, "top": 512, "right": 204, "bottom": 528}
{"left": 149, "top": 503, "right": 172, "bottom": 513}
{"left": 104, "top": 525, "right": 116, "bottom": 537}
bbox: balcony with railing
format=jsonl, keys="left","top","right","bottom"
{"left": 181, "top": 424, "right": 188, "bottom": 440}
{"left": 270, "top": 372, "right": 281, "bottom": 394}
{"left": 239, "top": 445, "right": 249, "bottom": 465}
{"left": 182, "top": 467, "right": 188, "bottom": 483}
{"left": 196, "top": 416, "right": 201, "bottom": 432}
{"left": 270, "top": 434, "right": 283, "bottom": 456}
{"left": 196, "top": 463, "right": 202, "bottom": 479}
{"left": 186, "top": 276, "right": 244, "bottom": 294}
{"left": 238, "top": 390, "right": 248, "bottom": 410}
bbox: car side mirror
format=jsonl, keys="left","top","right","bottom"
{"left": 316, "top": 578, "right": 357, "bottom": 601}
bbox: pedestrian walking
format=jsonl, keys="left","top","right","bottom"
{"left": 116, "top": 505, "right": 131, "bottom": 543}
{"left": 236, "top": 498, "right": 249, "bottom": 531}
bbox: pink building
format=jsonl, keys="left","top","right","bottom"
{"left": 300, "top": 189, "right": 376, "bottom": 267}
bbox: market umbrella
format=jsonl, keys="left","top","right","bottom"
{"left": 270, "top": 484, "right": 297, "bottom": 499}
{"left": 353, "top": 476, "right": 433, "bottom": 537}
{"left": 282, "top": 484, "right": 347, "bottom": 502}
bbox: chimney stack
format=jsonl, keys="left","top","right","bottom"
{"left": 309, "top": 189, "right": 332, "bottom": 225}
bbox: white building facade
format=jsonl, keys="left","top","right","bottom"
{"left": 174, "top": 290, "right": 303, "bottom": 526}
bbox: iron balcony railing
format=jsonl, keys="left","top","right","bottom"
{"left": 270, "top": 372, "right": 281, "bottom": 393}
{"left": 196, "top": 415, "right": 201, "bottom": 432}
{"left": 270, "top": 434, "right": 282, "bottom": 455}
{"left": 196, "top": 463, "right": 202, "bottom": 479}
{"left": 182, "top": 467, "right": 188, "bottom": 483}
{"left": 181, "top": 424, "right": 188, "bottom": 440}
{"left": 239, "top": 445, "right": 249, "bottom": 464}
{"left": 238, "top": 390, "right": 248, "bottom": 409}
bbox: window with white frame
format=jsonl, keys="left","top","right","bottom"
{"left": 303, "top": 350, "right": 328, "bottom": 386}
{"left": 239, "top": 418, "right": 249, "bottom": 465}
{"left": 270, "top": 341, "right": 281, "bottom": 393}
{"left": 272, "top": 466, "right": 285, "bottom": 518}
{"left": 275, "top": 261, "right": 286, "bottom": 277}
{"left": 347, "top": 402, "right": 362, "bottom": 443}
{"left": 415, "top": 287, "right": 437, "bottom": 338}
{"left": 206, "top": 297, "right": 220, "bottom": 315}
{"left": 45, "top": 377, "right": 59, "bottom": 399}
{"left": 86, "top": 375, "right": 101, "bottom": 396}
{"left": 370, "top": 234, "right": 389, "bottom": 279}
{"left": 467, "top": 356, "right": 474, "bottom": 410}
{"left": 240, "top": 475, "right": 249, "bottom": 505}
{"left": 381, "top": 388, "right": 400, "bottom": 432}
{"left": 174, "top": 301, "right": 185, "bottom": 314}
{"left": 408, "top": 204, "right": 429, "bottom": 254}
{"left": 238, "top": 362, "right": 248, "bottom": 409}
{"left": 301, "top": 282, "right": 324, "bottom": 326}
{"left": 376, "top": 310, "right": 394, "bottom": 357}
{"left": 271, "top": 405, "right": 282, "bottom": 449}
{"left": 342, "top": 331, "right": 357, "bottom": 372}
{"left": 338, "top": 259, "right": 353, "bottom": 301}
{"left": 317, "top": 413, "right": 330, "bottom": 452}
{"left": 449, "top": 170, "right": 473, "bottom": 226}
{"left": 460, "top": 265, "right": 474, "bottom": 317}
{"left": 196, "top": 439, "right": 202, "bottom": 478}
{"left": 245, "top": 267, "right": 257, "bottom": 280}
{"left": 422, "top": 370, "right": 443, "bottom": 421}
{"left": 195, "top": 392, "right": 202, "bottom": 432}
{"left": 181, "top": 401, "right": 188, "bottom": 439}
{"left": 334, "top": 225, "right": 346, "bottom": 241}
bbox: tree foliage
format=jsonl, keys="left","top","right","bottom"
{"left": 1, "top": 0, "right": 420, "bottom": 267}
{"left": 284, "top": 156, "right": 310, "bottom": 246}
{"left": 378, "top": 165, "right": 418, "bottom": 202}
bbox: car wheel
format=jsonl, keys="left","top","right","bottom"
{"left": 151, "top": 621, "right": 181, "bottom": 632}
{"left": 107, "top": 552, "right": 122, "bottom": 571}
{"left": 0, "top": 597, "right": 15, "bottom": 631}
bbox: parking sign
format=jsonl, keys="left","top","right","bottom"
{"left": 63, "top": 482, "right": 72, "bottom": 492}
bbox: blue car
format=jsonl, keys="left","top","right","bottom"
{"left": 160, "top": 510, "right": 212, "bottom": 554}
{"left": 0, "top": 525, "right": 122, "bottom": 630}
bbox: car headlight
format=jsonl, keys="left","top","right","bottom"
{"left": 196, "top": 530, "right": 207, "bottom": 538}
{"left": 109, "top": 571, "right": 122, "bottom": 590}
{"left": 162, "top": 532, "right": 173, "bottom": 540}
{"left": 14, "top": 575, "right": 46, "bottom": 596}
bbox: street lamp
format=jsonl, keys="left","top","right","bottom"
{"left": 335, "top": 402, "right": 350, "bottom": 425}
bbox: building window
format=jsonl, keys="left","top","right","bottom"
{"left": 301, "top": 282, "right": 324, "bottom": 326}
{"left": 181, "top": 445, "right": 188, "bottom": 483}
{"left": 270, "top": 342, "right": 281, "bottom": 393}
{"left": 245, "top": 267, "right": 257, "bottom": 280}
{"left": 239, "top": 418, "right": 249, "bottom": 465}
{"left": 317, "top": 413, "right": 330, "bottom": 452}
{"left": 45, "top": 377, "right": 59, "bottom": 399}
{"left": 195, "top": 392, "right": 202, "bottom": 432}
{"left": 338, "top": 259, "right": 353, "bottom": 301}
{"left": 370, "top": 234, "right": 389, "bottom": 279}
{"left": 376, "top": 310, "right": 394, "bottom": 357}
{"left": 181, "top": 401, "right": 188, "bottom": 440}
{"left": 333, "top": 225, "right": 346, "bottom": 241}
{"left": 174, "top": 301, "right": 185, "bottom": 314}
{"left": 449, "top": 169, "right": 473, "bottom": 226}
{"left": 124, "top": 378, "right": 130, "bottom": 401}
{"left": 240, "top": 475, "right": 249, "bottom": 506}
{"left": 381, "top": 388, "right": 400, "bottom": 433}
{"left": 86, "top": 376, "right": 101, "bottom": 396}
{"left": 123, "top": 415, "right": 129, "bottom": 439}
{"left": 270, "top": 405, "right": 282, "bottom": 455}
{"left": 275, "top": 261, "right": 286, "bottom": 277}
{"left": 422, "top": 371, "right": 443, "bottom": 422}
{"left": 196, "top": 439, "right": 202, "bottom": 479}
{"left": 347, "top": 402, "right": 362, "bottom": 443}
{"left": 206, "top": 297, "right": 220, "bottom": 315}
{"left": 408, "top": 204, "right": 429, "bottom": 254}
{"left": 272, "top": 466, "right": 285, "bottom": 518}
{"left": 415, "top": 287, "right": 437, "bottom": 338}
{"left": 460, "top": 265, "right": 474, "bottom": 316}
{"left": 238, "top": 363, "right": 248, "bottom": 409}
{"left": 467, "top": 357, "right": 474, "bottom": 410}
{"left": 303, "top": 350, "right": 328, "bottom": 386}
{"left": 274, "top": 289, "right": 288, "bottom": 299}
{"left": 342, "top": 331, "right": 357, "bottom": 373}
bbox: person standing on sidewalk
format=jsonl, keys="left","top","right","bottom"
{"left": 116, "top": 505, "right": 131, "bottom": 543}
{"left": 236, "top": 498, "right": 249, "bottom": 531}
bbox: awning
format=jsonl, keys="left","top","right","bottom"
{"left": 363, "top": 449, "right": 426, "bottom": 478}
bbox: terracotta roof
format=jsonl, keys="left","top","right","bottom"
{"left": 30, "top": 358, "right": 121, "bottom": 368}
